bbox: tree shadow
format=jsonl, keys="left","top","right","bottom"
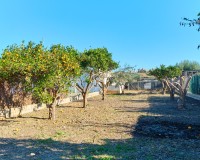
{"left": 118, "top": 94, "right": 200, "bottom": 119}
{"left": 127, "top": 93, "right": 200, "bottom": 141}
{"left": 58, "top": 105, "right": 84, "bottom": 109}
{"left": 18, "top": 116, "right": 48, "bottom": 120}
{"left": 1, "top": 134, "right": 200, "bottom": 160}
{"left": 0, "top": 137, "right": 140, "bottom": 160}
{"left": 0, "top": 119, "right": 17, "bottom": 126}
{"left": 133, "top": 115, "right": 200, "bottom": 139}
{"left": 121, "top": 99, "right": 148, "bottom": 103}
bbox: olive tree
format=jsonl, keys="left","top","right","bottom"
{"left": 176, "top": 60, "right": 200, "bottom": 71}
{"left": 112, "top": 66, "right": 140, "bottom": 94}
{"left": 149, "top": 65, "right": 192, "bottom": 108}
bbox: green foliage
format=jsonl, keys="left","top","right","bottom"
{"left": 176, "top": 60, "right": 200, "bottom": 71}
{"left": 77, "top": 47, "right": 118, "bottom": 91}
{"left": 149, "top": 65, "right": 181, "bottom": 80}
{"left": 76, "top": 47, "right": 118, "bottom": 106}
{"left": 112, "top": 66, "right": 140, "bottom": 87}
{"left": 0, "top": 41, "right": 80, "bottom": 108}
{"left": 80, "top": 47, "right": 118, "bottom": 72}
{"left": 181, "top": 12, "right": 200, "bottom": 48}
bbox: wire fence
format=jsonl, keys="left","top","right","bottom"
{"left": 126, "top": 80, "right": 162, "bottom": 90}
{"left": 189, "top": 74, "right": 200, "bottom": 95}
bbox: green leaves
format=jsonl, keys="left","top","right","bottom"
{"left": 176, "top": 60, "right": 200, "bottom": 71}
{"left": 81, "top": 47, "right": 118, "bottom": 72}
{"left": 112, "top": 66, "right": 139, "bottom": 86}
{"left": 149, "top": 65, "right": 181, "bottom": 80}
{"left": 0, "top": 42, "right": 80, "bottom": 106}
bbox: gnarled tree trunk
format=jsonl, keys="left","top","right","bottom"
{"left": 176, "top": 76, "right": 192, "bottom": 109}
{"left": 161, "top": 81, "right": 167, "bottom": 95}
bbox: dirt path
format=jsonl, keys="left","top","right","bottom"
{"left": 1, "top": 91, "right": 200, "bottom": 159}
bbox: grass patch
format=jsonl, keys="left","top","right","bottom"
{"left": 54, "top": 130, "right": 66, "bottom": 138}
{"left": 37, "top": 138, "right": 54, "bottom": 145}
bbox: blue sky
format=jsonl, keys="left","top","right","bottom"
{"left": 0, "top": 0, "right": 199, "bottom": 69}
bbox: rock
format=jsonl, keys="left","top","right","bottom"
{"left": 30, "top": 153, "right": 35, "bottom": 156}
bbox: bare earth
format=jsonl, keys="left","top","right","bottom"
{"left": 1, "top": 90, "right": 200, "bottom": 160}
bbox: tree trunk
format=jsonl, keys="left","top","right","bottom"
{"left": 119, "top": 85, "right": 122, "bottom": 94}
{"left": 48, "top": 99, "right": 57, "bottom": 120}
{"left": 178, "top": 91, "right": 187, "bottom": 109}
{"left": 177, "top": 97, "right": 185, "bottom": 109}
{"left": 170, "top": 88, "right": 175, "bottom": 101}
{"left": 162, "top": 81, "right": 166, "bottom": 95}
{"left": 122, "top": 85, "right": 125, "bottom": 94}
{"left": 49, "top": 105, "right": 53, "bottom": 120}
{"left": 82, "top": 93, "right": 87, "bottom": 108}
{"left": 102, "top": 84, "right": 107, "bottom": 100}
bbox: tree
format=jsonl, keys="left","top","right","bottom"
{"left": 149, "top": 65, "right": 192, "bottom": 108}
{"left": 76, "top": 47, "right": 118, "bottom": 107}
{"left": 30, "top": 43, "right": 80, "bottom": 120}
{"left": 181, "top": 12, "right": 200, "bottom": 48}
{"left": 0, "top": 43, "right": 32, "bottom": 116}
{"left": 95, "top": 59, "right": 118, "bottom": 100}
{"left": 176, "top": 60, "right": 200, "bottom": 71}
{"left": 149, "top": 65, "right": 169, "bottom": 94}
{"left": 112, "top": 66, "right": 140, "bottom": 94}
{"left": 168, "top": 75, "right": 192, "bottom": 109}
{"left": 149, "top": 65, "right": 182, "bottom": 100}
{"left": 0, "top": 42, "right": 80, "bottom": 120}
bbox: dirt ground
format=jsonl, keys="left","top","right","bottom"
{"left": 1, "top": 90, "right": 200, "bottom": 160}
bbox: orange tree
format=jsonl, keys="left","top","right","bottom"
{"left": 0, "top": 42, "right": 80, "bottom": 120}
{"left": 29, "top": 43, "right": 80, "bottom": 120}
{"left": 76, "top": 47, "right": 118, "bottom": 107}
{"left": 0, "top": 43, "right": 31, "bottom": 115}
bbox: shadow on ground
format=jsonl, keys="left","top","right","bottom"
{"left": 0, "top": 137, "right": 140, "bottom": 160}
{"left": 2, "top": 93, "right": 200, "bottom": 159}
{"left": 130, "top": 93, "right": 200, "bottom": 140}
{"left": 1, "top": 134, "right": 200, "bottom": 160}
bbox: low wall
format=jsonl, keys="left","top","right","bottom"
{"left": 1, "top": 92, "right": 99, "bottom": 118}
{"left": 186, "top": 92, "right": 200, "bottom": 101}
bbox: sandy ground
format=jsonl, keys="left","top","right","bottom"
{"left": 0, "top": 90, "right": 200, "bottom": 160}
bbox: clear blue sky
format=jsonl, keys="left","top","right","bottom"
{"left": 0, "top": 0, "right": 199, "bottom": 69}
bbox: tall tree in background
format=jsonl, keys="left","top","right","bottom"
{"left": 176, "top": 60, "right": 200, "bottom": 71}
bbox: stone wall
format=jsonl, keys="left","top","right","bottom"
{"left": 1, "top": 92, "right": 99, "bottom": 118}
